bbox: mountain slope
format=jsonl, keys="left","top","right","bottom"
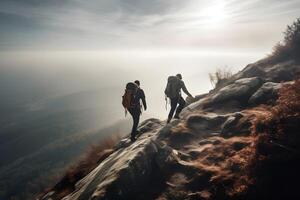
{"left": 41, "top": 56, "right": 300, "bottom": 200}
{"left": 0, "top": 115, "right": 130, "bottom": 200}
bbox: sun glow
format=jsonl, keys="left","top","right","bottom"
{"left": 202, "top": 0, "right": 229, "bottom": 26}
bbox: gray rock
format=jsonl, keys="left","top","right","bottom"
{"left": 221, "top": 112, "right": 243, "bottom": 137}
{"left": 248, "top": 82, "right": 283, "bottom": 105}
{"left": 154, "top": 141, "right": 179, "bottom": 171}
{"left": 181, "top": 97, "right": 209, "bottom": 116}
{"left": 237, "top": 64, "right": 267, "bottom": 79}
{"left": 186, "top": 93, "right": 208, "bottom": 105}
{"left": 264, "top": 60, "right": 300, "bottom": 82}
{"left": 210, "top": 77, "right": 263, "bottom": 104}
{"left": 157, "top": 119, "right": 181, "bottom": 139}
{"left": 186, "top": 113, "right": 228, "bottom": 133}
{"left": 138, "top": 118, "right": 162, "bottom": 134}
{"left": 221, "top": 112, "right": 252, "bottom": 137}
{"left": 114, "top": 138, "right": 133, "bottom": 150}
{"left": 62, "top": 129, "right": 175, "bottom": 200}
{"left": 233, "top": 60, "right": 300, "bottom": 83}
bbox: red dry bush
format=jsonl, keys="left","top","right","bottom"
{"left": 44, "top": 135, "right": 120, "bottom": 199}
{"left": 256, "top": 79, "right": 300, "bottom": 135}
{"left": 250, "top": 79, "right": 300, "bottom": 199}
{"left": 272, "top": 79, "right": 300, "bottom": 118}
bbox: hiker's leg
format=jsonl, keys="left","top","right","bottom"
{"left": 128, "top": 109, "right": 136, "bottom": 140}
{"left": 129, "top": 108, "right": 141, "bottom": 141}
{"left": 174, "top": 96, "right": 186, "bottom": 118}
{"left": 168, "top": 97, "right": 178, "bottom": 122}
{"left": 132, "top": 109, "right": 140, "bottom": 137}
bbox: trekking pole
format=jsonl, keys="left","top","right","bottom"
{"left": 165, "top": 96, "right": 168, "bottom": 110}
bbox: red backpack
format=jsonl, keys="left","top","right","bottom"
{"left": 122, "top": 82, "right": 137, "bottom": 115}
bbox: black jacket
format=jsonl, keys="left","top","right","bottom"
{"left": 132, "top": 88, "right": 147, "bottom": 110}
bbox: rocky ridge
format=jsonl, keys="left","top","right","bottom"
{"left": 41, "top": 58, "right": 300, "bottom": 200}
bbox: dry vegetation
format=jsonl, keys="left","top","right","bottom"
{"left": 39, "top": 135, "right": 121, "bottom": 200}
{"left": 160, "top": 79, "right": 300, "bottom": 199}
{"left": 209, "top": 67, "right": 233, "bottom": 88}
{"left": 269, "top": 18, "right": 300, "bottom": 62}
{"left": 249, "top": 79, "right": 300, "bottom": 199}
{"left": 254, "top": 78, "right": 300, "bottom": 136}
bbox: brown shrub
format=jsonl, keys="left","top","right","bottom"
{"left": 209, "top": 67, "right": 233, "bottom": 88}
{"left": 249, "top": 79, "right": 300, "bottom": 199}
{"left": 42, "top": 135, "right": 120, "bottom": 200}
{"left": 269, "top": 18, "right": 300, "bottom": 62}
{"left": 255, "top": 79, "right": 300, "bottom": 136}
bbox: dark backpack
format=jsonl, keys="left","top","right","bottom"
{"left": 122, "top": 82, "right": 137, "bottom": 110}
{"left": 164, "top": 76, "right": 181, "bottom": 98}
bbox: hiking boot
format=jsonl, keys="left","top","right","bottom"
{"left": 135, "top": 130, "right": 141, "bottom": 136}
{"left": 130, "top": 136, "right": 136, "bottom": 142}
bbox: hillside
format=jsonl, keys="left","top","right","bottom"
{"left": 0, "top": 89, "right": 131, "bottom": 200}
{"left": 40, "top": 54, "right": 300, "bottom": 199}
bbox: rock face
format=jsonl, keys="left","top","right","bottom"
{"left": 41, "top": 58, "right": 300, "bottom": 200}
{"left": 61, "top": 119, "right": 173, "bottom": 200}
{"left": 234, "top": 60, "right": 300, "bottom": 82}
{"left": 248, "top": 82, "right": 282, "bottom": 105}
{"left": 210, "top": 77, "right": 263, "bottom": 104}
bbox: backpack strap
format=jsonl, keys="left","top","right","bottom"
{"left": 165, "top": 95, "right": 168, "bottom": 110}
{"left": 124, "top": 108, "right": 128, "bottom": 117}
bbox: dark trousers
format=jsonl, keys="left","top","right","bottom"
{"left": 128, "top": 107, "right": 141, "bottom": 138}
{"left": 168, "top": 96, "right": 186, "bottom": 120}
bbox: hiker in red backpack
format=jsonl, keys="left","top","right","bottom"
{"left": 165, "top": 74, "right": 193, "bottom": 123}
{"left": 122, "top": 80, "right": 147, "bottom": 142}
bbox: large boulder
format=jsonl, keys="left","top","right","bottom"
{"left": 264, "top": 60, "right": 300, "bottom": 82}
{"left": 186, "top": 93, "right": 208, "bottom": 105}
{"left": 225, "top": 60, "right": 300, "bottom": 86}
{"left": 59, "top": 130, "right": 176, "bottom": 200}
{"left": 220, "top": 112, "right": 252, "bottom": 137}
{"left": 210, "top": 77, "right": 263, "bottom": 104}
{"left": 186, "top": 113, "right": 228, "bottom": 133}
{"left": 236, "top": 63, "right": 267, "bottom": 79}
{"left": 181, "top": 97, "right": 209, "bottom": 117}
{"left": 248, "top": 82, "right": 283, "bottom": 105}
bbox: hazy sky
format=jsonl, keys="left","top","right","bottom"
{"left": 0, "top": 0, "right": 299, "bottom": 51}
{"left": 0, "top": 0, "right": 300, "bottom": 120}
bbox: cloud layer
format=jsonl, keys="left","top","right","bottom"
{"left": 0, "top": 0, "right": 299, "bottom": 51}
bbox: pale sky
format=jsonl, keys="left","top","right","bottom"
{"left": 0, "top": 0, "right": 300, "bottom": 52}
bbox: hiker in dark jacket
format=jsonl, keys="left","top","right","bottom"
{"left": 165, "top": 74, "right": 193, "bottom": 123}
{"left": 128, "top": 80, "right": 147, "bottom": 141}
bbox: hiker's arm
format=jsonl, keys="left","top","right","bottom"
{"left": 181, "top": 81, "right": 193, "bottom": 97}
{"left": 141, "top": 90, "right": 147, "bottom": 110}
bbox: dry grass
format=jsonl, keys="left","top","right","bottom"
{"left": 268, "top": 18, "right": 300, "bottom": 62}
{"left": 41, "top": 135, "right": 121, "bottom": 200}
{"left": 247, "top": 78, "right": 300, "bottom": 199}
{"left": 193, "top": 136, "right": 256, "bottom": 197}
{"left": 209, "top": 67, "right": 233, "bottom": 88}
{"left": 254, "top": 78, "right": 300, "bottom": 135}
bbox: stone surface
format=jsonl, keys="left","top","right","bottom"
{"left": 248, "top": 82, "right": 282, "bottom": 105}
{"left": 186, "top": 113, "right": 228, "bottom": 133}
{"left": 186, "top": 93, "right": 208, "bottom": 105}
{"left": 61, "top": 131, "right": 174, "bottom": 200}
{"left": 220, "top": 112, "right": 251, "bottom": 137}
{"left": 210, "top": 77, "right": 263, "bottom": 104}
